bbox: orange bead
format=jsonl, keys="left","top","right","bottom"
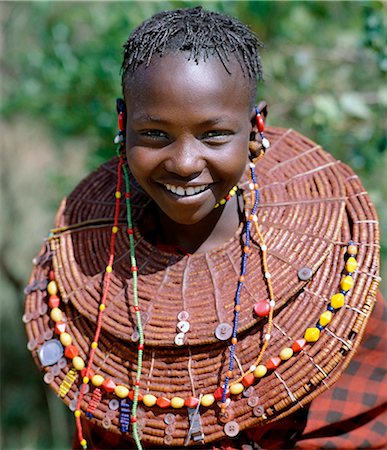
{"left": 231, "top": 337, "right": 237, "bottom": 345}
{"left": 234, "top": 305, "right": 241, "bottom": 312}
{"left": 64, "top": 345, "right": 78, "bottom": 359}
{"left": 292, "top": 338, "right": 307, "bottom": 353}
{"left": 242, "top": 373, "right": 255, "bottom": 387}
{"left": 48, "top": 295, "right": 60, "bottom": 309}
{"left": 156, "top": 396, "right": 171, "bottom": 408}
{"left": 185, "top": 396, "right": 199, "bottom": 408}
{"left": 266, "top": 357, "right": 281, "bottom": 370}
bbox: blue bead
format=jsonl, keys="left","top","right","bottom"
{"left": 341, "top": 290, "right": 348, "bottom": 296}
{"left": 316, "top": 323, "right": 324, "bottom": 331}
{"left": 86, "top": 412, "right": 93, "bottom": 419}
{"left": 327, "top": 305, "right": 334, "bottom": 312}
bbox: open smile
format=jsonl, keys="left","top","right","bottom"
{"left": 163, "top": 183, "right": 210, "bottom": 197}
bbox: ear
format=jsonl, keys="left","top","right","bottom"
{"left": 257, "top": 101, "right": 268, "bottom": 121}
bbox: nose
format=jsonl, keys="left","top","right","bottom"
{"left": 163, "top": 138, "right": 206, "bottom": 179}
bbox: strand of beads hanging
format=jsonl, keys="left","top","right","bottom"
{"left": 122, "top": 162, "right": 144, "bottom": 450}
{"left": 218, "top": 161, "right": 260, "bottom": 416}
{"left": 227, "top": 177, "right": 276, "bottom": 394}
{"left": 228, "top": 242, "right": 358, "bottom": 389}
{"left": 214, "top": 185, "right": 238, "bottom": 209}
{"left": 72, "top": 150, "right": 124, "bottom": 450}
{"left": 248, "top": 106, "right": 270, "bottom": 161}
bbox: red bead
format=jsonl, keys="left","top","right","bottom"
{"left": 138, "top": 344, "right": 144, "bottom": 351}
{"left": 266, "top": 357, "right": 281, "bottom": 370}
{"left": 242, "top": 373, "right": 255, "bottom": 387}
{"left": 118, "top": 112, "right": 124, "bottom": 131}
{"left": 292, "top": 338, "right": 307, "bottom": 353}
{"left": 49, "top": 295, "right": 60, "bottom": 309}
{"left": 156, "top": 396, "right": 171, "bottom": 408}
{"left": 214, "top": 386, "right": 229, "bottom": 401}
{"left": 256, "top": 114, "right": 265, "bottom": 133}
{"left": 81, "top": 368, "right": 95, "bottom": 379}
{"left": 49, "top": 270, "right": 55, "bottom": 281}
{"left": 125, "top": 192, "right": 131, "bottom": 199}
{"left": 128, "top": 390, "right": 143, "bottom": 401}
{"left": 130, "top": 416, "right": 137, "bottom": 423}
{"left": 135, "top": 380, "right": 141, "bottom": 386}
{"left": 254, "top": 300, "right": 270, "bottom": 317}
{"left": 102, "top": 378, "right": 116, "bottom": 393}
{"left": 55, "top": 321, "right": 67, "bottom": 334}
{"left": 225, "top": 194, "right": 231, "bottom": 201}
{"left": 64, "top": 345, "right": 79, "bottom": 359}
{"left": 133, "top": 305, "right": 140, "bottom": 312}
{"left": 185, "top": 396, "right": 199, "bottom": 408}
{"left": 127, "top": 228, "right": 133, "bottom": 235}
{"left": 131, "top": 266, "right": 138, "bottom": 272}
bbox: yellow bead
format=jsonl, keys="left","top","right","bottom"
{"left": 254, "top": 365, "right": 267, "bottom": 378}
{"left": 114, "top": 385, "right": 129, "bottom": 399}
{"left": 91, "top": 342, "right": 98, "bottom": 349}
{"left": 106, "top": 265, "right": 112, "bottom": 273}
{"left": 83, "top": 376, "right": 89, "bottom": 384}
{"left": 99, "top": 304, "right": 106, "bottom": 312}
{"left": 142, "top": 394, "right": 157, "bottom": 407}
{"left": 74, "top": 410, "right": 81, "bottom": 418}
{"left": 73, "top": 356, "right": 85, "bottom": 371}
{"left": 60, "top": 332, "right": 72, "bottom": 346}
{"left": 340, "top": 275, "right": 353, "bottom": 291}
{"left": 112, "top": 226, "right": 119, "bottom": 234}
{"left": 170, "top": 396, "right": 185, "bottom": 408}
{"left": 50, "top": 307, "right": 63, "bottom": 322}
{"left": 220, "top": 198, "right": 226, "bottom": 205}
{"left": 319, "top": 310, "right": 333, "bottom": 326}
{"left": 347, "top": 244, "right": 358, "bottom": 256}
{"left": 80, "top": 439, "right": 87, "bottom": 449}
{"left": 91, "top": 374, "right": 104, "bottom": 387}
{"left": 230, "top": 383, "right": 244, "bottom": 395}
{"left": 345, "top": 257, "right": 357, "bottom": 273}
{"left": 331, "top": 293, "right": 345, "bottom": 309}
{"left": 279, "top": 347, "right": 293, "bottom": 361}
{"left": 115, "top": 191, "right": 121, "bottom": 199}
{"left": 47, "top": 280, "right": 58, "bottom": 296}
{"left": 304, "top": 327, "right": 320, "bottom": 343}
{"left": 201, "top": 394, "right": 215, "bottom": 407}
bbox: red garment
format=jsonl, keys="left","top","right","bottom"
{"left": 74, "top": 292, "right": 386, "bottom": 450}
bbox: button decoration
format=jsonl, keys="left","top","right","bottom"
{"left": 38, "top": 339, "right": 64, "bottom": 366}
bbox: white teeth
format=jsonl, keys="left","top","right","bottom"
{"left": 186, "top": 187, "right": 195, "bottom": 196}
{"left": 164, "top": 184, "right": 208, "bottom": 197}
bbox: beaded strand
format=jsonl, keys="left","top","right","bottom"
{"left": 122, "top": 162, "right": 144, "bottom": 450}
{"left": 220, "top": 162, "right": 260, "bottom": 412}
{"left": 74, "top": 153, "right": 124, "bottom": 450}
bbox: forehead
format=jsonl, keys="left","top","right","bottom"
{"left": 124, "top": 53, "right": 252, "bottom": 114}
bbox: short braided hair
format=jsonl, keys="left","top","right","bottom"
{"left": 121, "top": 6, "right": 263, "bottom": 92}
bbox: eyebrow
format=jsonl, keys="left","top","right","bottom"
{"left": 132, "top": 114, "right": 233, "bottom": 126}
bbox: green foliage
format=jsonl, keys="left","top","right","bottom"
{"left": 1, "top": 2, "right": 386, "bottom": 449}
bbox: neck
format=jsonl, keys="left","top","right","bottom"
{"left": 155, "top": 194, "right": 243, "bottom": 254}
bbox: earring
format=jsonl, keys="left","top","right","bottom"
{"left": 114, "top": 98, "right": 126, "bottom": 148}
{"left": 249, "top": 105, "right": 270, "bottom": 161}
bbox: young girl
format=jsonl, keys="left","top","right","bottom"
{"left": 24, "top": 7, "right": 385, "bottom": 450}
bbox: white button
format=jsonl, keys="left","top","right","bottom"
{"left": 174, "top": 332, "right": 186, "bottom": 346}
{"left": 38, "top": 339, "right": 64, "bottom": 366}
{"left": 177, "top": 320, "right": 190, "bottom": 333}
{"left": 177, "top": 310, "right": 190, "bottom": 321}
{"left": 109, "top": 399, "right": 120, "bottom": 410}
{"left": 215, "top": 323, "right": 233, "bottom": 341}
{"left": 298, "top": 267, "right": 313, "bottom": 281}
{"left": 224, "top": 420, "right": 240, "bottom": 437}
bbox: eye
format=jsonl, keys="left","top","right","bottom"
{"left": 201, "top": 130, "right": 233, "bottom": 144}
{"left": 139, "top": 129, "right": 169, "bottom": 139}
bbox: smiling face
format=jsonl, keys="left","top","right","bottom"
{"left": 124, "top": 53, "right": 254, "bottom": 228}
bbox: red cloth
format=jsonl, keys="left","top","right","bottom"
{"left": 74, "top": 292, "right": 386, "bottom": 449}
